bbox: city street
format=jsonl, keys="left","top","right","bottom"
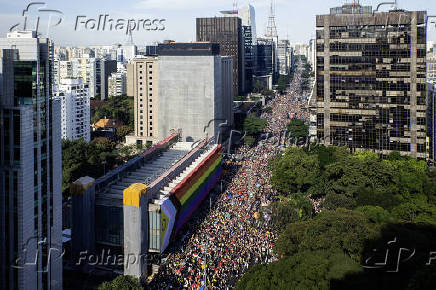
{"left": 151, "top": 61, "right": 310, "bottom": 289}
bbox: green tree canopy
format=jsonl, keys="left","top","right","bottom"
{"left": 99, "top": 275, "right": 142, "bottom": 290}
{"left": 243, "top": 115, "right": 268, "bottom": 136}
{"left": 270, "top": 147, "right": 320, "bottom": 195}
{"left": 286, "top": 119, "right": 309, "bottom": 139}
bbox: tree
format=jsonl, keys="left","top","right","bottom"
{"left": 244, "top": 135, "right": 256, "bottom": 147}
{"left": 274, "top": 209, "right": 378, "bottom": 261}
{"left": 264, "top": 107, "right": 273, "bottom": 114}
{"left": 116, "top": 125, "right": 133, "bottom": 142}
{"left": 305, "top": 145, "right": 350, "bottom": 170}
{"left": 236, "top": 250, "right": 361, "bottom": 290}
{"left": 270, "top": 147, "right": 320, "bottom": 195}
{"left": 286, "top": 119, "right": 309, "bottom": 139}
{"left": 234, "top": 95, "right": 247, "bottom": 102}
{"left": 322, "top": 193, "right": 357, "bottom": 210}
{"left": 277, "top": 75, "right": 291, "bottom": 92}
{"left": 99, "top": 275, "right": 142, "bottom": 290}
{"left": 355, "top": 206, "right": 394, "bottom": 224}
{"left": 253, "top": 81, "right": 266, "bottom": 93}
{"left": 261, "top": 90, "right": 275, "bottom": 97}
{"left": 243, "top": 115, "right": 268, "bottom": 136}
{"left": 92, "top": 95, "right": 134, "bottom": 130}
{"left": 270, "top": 201, "right": 300, "bottom": 229}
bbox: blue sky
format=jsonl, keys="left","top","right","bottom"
{"left": 0, "top": 0, "right": 435, "bottom": 46}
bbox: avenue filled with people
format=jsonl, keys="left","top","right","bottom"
{"left": 151, "top": 62, "right": 310, "bottom": 289}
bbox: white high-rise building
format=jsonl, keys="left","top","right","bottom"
{"left": 108, "top": 71, "right": 127, "bottom": 97}
{"left": 56, "top": 78, "right": 91, "bottom": 142}
{"left": 277, "top": 40, "right": 291, "bottom": 75}
{"left": 428, "top": 52, "right": 436, "bottom": 90}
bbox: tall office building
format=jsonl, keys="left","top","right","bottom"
{"left": 277, "top": 40, "right": 291, "bottom": 75}
{"left": 221, "top": 4, "right": 257, "bottom": 92}
{"left": 126, "top": 56, "right": 159, "bottom": 145}
{"left": 55, "top": 78, "right": 91, "bottom": 142}
{"left": 313, "top": 3, "right": 427, "bottom": 158}
{"left": 428, "top": 52, "right": 436, "bottom": 89}
{"left": 197, "top": 17, "right": 245, "bottom": 96}
{"left": 426, "top": 84, "right": 436, "bottom": 160}
{"left": 0, "top": 31, "right": 62, "bottom": 289}
{"left": 254, "top": 37, "right": 276, "bottom": 89}
{"left": 100, "top": 59, "right": 117, "bottom": 100}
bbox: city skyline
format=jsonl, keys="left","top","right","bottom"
{"left": 0, "top": 0, "right": 435, "bottom": 46}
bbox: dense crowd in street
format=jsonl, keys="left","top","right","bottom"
{"left": 151, "top": 63, "right": 312, "bottom": 289}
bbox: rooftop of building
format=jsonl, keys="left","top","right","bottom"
{"left": 93, "top": 118, "right": 123, "bottom": 129}
{"left": 93, "top": 136, "right": 218, "bottom": 208}
{"left": 96, "top": 141, "right": 193, "bottom": 207}
{"left": 157, "top": 42, "right": 220, "bottom": 56}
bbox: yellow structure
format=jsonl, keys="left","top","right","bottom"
{"left": 123, "top": 183, "right": 148, "bottom": 207}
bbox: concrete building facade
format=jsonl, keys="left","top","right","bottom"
{"left": 126, "top": 43, "right": 234, "bottom": 145}
{"left": 157, "top": 43, "right": 234, "bottom": 142}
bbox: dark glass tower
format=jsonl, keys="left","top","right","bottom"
{"left": 314, "top": 4, "right": 427, "bottom": 158}
{"left": 0, "top": 31, "right": 62, "bottom": 290}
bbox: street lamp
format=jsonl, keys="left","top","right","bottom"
{"left": 102, "top": 160, "right": 107, "bottom": 176}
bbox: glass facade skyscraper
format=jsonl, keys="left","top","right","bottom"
{"left": 0, "top": 31, "right": 62, "bottom": 290}
{"left": 314, "top": 5, "right": 427, "bottom": 158}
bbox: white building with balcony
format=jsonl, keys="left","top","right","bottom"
{"left": 55, "top": 78, "right": 91, "bottom": 142}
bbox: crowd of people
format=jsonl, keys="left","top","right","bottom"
{"left": 151, "top": 63, "right": 312, "bottom": 289}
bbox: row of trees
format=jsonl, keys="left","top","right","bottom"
{"left": 237, "top": 146, "right": 436, "bottom": 289}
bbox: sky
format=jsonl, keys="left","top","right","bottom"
{"left": 0, "top": 0, "right": 435, "bottom": 46}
